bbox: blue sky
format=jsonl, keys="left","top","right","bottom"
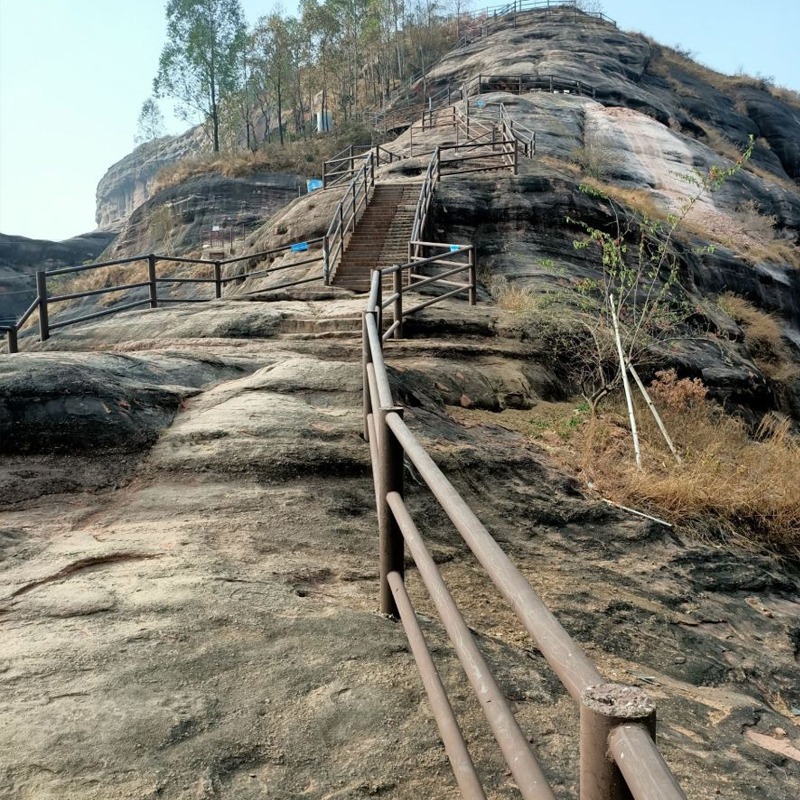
{"left": 0, "top": 0, "right": 798, "bottom": 242}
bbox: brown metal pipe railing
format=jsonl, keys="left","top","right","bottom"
{"left": 324, "top": 152, "right": 375, "bottom": 283}
{"left": 48, "top": 280, "right": 153, "bottom": 303}
{"left": 48, "top": 299, "right": 151, "bottom": 330}
{"left": 385, "top": 411, "right": 604, "bottom": 699}
{"left": 43, "top": 254, "right": 147, "bottom": 276}
{"left": 387, "top": 571, "right": 488, "bottom": 800}
{"left": 7, "top": 236, "right": 328, "bottom": 350}
{"left": 362, "top": 255, "right": 686, "bottom": 797}
{"left": 386, "top": 491, "right": 557, "bottom": 800}
{"left": 608, "top": 725, "right": 687, "bottom": 800}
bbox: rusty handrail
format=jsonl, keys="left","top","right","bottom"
{"left": 4, "top": 237, "right": 327, "bottom": 352}
{"left": 323, "top": 151, "right": 376, "bottom": 284}
{"left": 362, "top": 263, "right": 687, "bottom": 797}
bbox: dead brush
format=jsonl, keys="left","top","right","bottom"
{"left": 718, "top": 293, "right": 799, "bottom": 381}
{"left": 580, "top": 178, "right": 668, "bottom": 223}
{"left": 489, "top": 275, "right": 539, "bottom": 313}
{"left": 575, "top": 371, "right": 800, "bottom": 553}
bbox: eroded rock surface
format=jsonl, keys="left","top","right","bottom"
{"left": 1, "top": 298, "right": 798, "bottom": 799}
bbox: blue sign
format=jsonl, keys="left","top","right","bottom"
{"left": 450, "top": 245, "right": 460, "bottom": 252}
{"left": 306, "top": 179, "right": 323, "bottom": 192}
{"left": 475, "top": 99, "right": 486, "bottom": 108}
{"left": 291, "top": 242, "right": 309, "bottom": 252}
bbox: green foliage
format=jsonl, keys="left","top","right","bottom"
{"left": 134, "top": 97, "right": 166, "bottom": 144}
{"left": 566, "top": 136, "right": 754, "bottom": 409}
{"left": 154, "top": 0, "right": 247, "bottom": 152}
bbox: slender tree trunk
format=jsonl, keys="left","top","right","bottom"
{"left": 277, "top": 75, "right": 284, "bottom": 146}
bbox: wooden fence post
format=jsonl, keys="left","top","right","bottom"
{"left": 469, "top": 248, "right": 477, "bottom": 306}
{"left": 580, "top": 685, "right": 656, "bottom": 800}
{"left": 393, "top": 268, "right": 403, "bottom": 339}
{"left": 213, "top": 261, "right": 222, "bottom": 299}
{"left": 148, "top": 254, "right": 158, "bottom": 308}
{"left": 36, "top": 271, "right": 49, "bottom": 341}
{"left": 378, "top": 404, "right": 405, "bottom": 618}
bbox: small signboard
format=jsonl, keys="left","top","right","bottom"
{"left": 450, "top": 245, "right": 460, "bottom": 252}
{"left": 475, "top": 99, "right": 486, "bottom": 108}
{"left": 291, "top": 242, "right": 309, "bottom": 252}
{"left": 307, "top": 178, "right": 323, "bottom": 192}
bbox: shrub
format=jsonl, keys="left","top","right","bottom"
{"left": 718, "top": 293, "right": 798, "bottom": 382}
{"left": 577, "top": 384, "right": 800, "bottom": 552}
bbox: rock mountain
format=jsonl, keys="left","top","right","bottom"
{"left": 1, "top": 7, "right": 799, "bottom": 799}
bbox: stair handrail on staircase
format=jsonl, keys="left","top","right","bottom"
{"left": 409, "top": 147, "right": 442, "bottom": 260}
{"left": 323, "top": 144, "right": 405, "bottom": 189}
{"left": 323, "top": 150, "right": 377, "bottom": 284}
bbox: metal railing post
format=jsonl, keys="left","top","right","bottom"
{"left": 7, "top": 328, "right": 18, "bottom": 354}
{"left": 36, "top": 271, "right": 49, "bottom": 341}
{"left": 323, "top": 237, "right": 331, "bottom": 284}
{"left": 393, "top": 268, "right": 403, "bottom": 339}
{"left": 213, "top": 261, "right": 222, "bottom": 299}
{"left": 378, "top": 405, "right": 405, "bottom": 618}
{"left": 362, "top": 312, "right": 371, "bottom": 441}
{"left": 580, "top": 684, "right": 656, "bottom": 800}
{"left": 352, "top": 182, "right": 357, "bottom": 230}
{"left": 148, "top": 254, "right": 158, "bottom": 308}
{"left": 513, "top": 140, "right": 519, "bottom": 175}
{"left": 375, "top": 269, "right": 383, "bottom": 335}
{"left": 469, "top": 248, "right": 477, "bottom": 306}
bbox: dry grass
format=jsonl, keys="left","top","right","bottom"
{"left": 594, "top": 404, "right": 794, "bottom": 551}
{"left": 644, "top": 41, "right": 800, "bottom": 111}
{"left": 489, "top": 275, "right": 540, "bottom": 313}
{"left": 582, "top": 391, "right": 800, "bottom": 554}
{"left": 580, "top": 178, "right": 668, "bottom": 222}
{"left": 718, "top": 293, "right": 799, "bottom": 382}
{"left": 154, "top": 131, "right": 373, "bottom": 193}
{"left": 452, "top": 372, "right": 800, "bottom": 553}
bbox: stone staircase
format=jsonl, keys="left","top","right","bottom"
{"left": 332, "top": 183, "right": 420, "bottom": 293}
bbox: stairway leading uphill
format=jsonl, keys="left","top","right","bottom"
{"left": 333, "top": 183, "right": 420, "bottom": 293}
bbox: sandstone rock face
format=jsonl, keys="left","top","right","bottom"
{"left": 0, "top": 231, "right": 116, "bottom": 323}
{"left": 1, "top": 299, "right": 798, "bottom": 799}
{"left": 105, "top": 171, "right": 306, "bottom": 260}
{"left": 415, "top": 7, "right": 800, "bottom": 182}
{"left": 2, "top": 11, "right": 800, "bottom": 799}
{"left": 94, "top": 127, "right": 206, "bottom": 231}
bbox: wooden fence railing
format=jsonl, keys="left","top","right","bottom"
{"left": 499, "top": 101, "right": 536, "bottom": 156}
{"left": 2, "top": 240, "right": 326, "bottom": 352}
{"left": 361, "top": 262, "right": 688, "bottom": 800}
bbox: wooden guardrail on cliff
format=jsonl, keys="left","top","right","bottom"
{"left": 1, "top": 240, "right": 326, "bottom": 352}
{"left": 362, "top": 264, "right": 688, "bottom": 799}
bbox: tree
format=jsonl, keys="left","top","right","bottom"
{"left": 134, "top": 98, "right": 166, "bottom": 144}
{"left": 154, "top": 0, "right": 247, "bottom": 152}
{"left": 566, "top": 138, "right": 754, "bottom": 466}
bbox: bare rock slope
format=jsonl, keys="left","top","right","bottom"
{"left": 1, "top": 293, "right": 799, "bottom": 799}
{"left": 3, "top": 9, "right": 800, "bottom": 799}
